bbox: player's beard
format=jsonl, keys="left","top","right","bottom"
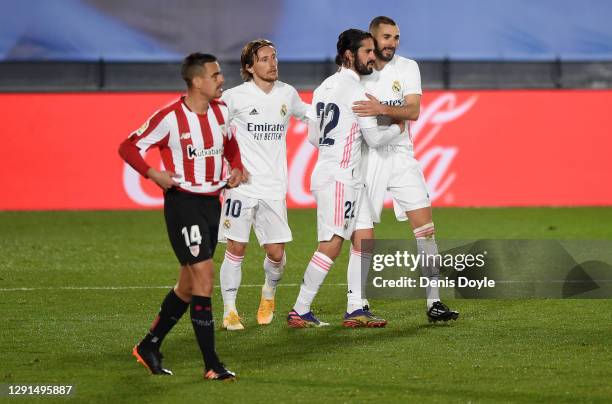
{"left": 258, "top": 70, "right": 278, "bottom": 83}
{"left": 375, "top": 46, "right": 395, "bottom": 62}
{"left": 355, "top": 58, "right": 374, "bottom": 75}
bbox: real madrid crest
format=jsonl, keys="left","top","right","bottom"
{"left": 223, "top": 219, "right": 231, "bottom": 229}
{"left": 392, "top": 80, "right": 401, "bottom": 93}
{"left": 280, "top": 104, "right": 287, "bottom": 117}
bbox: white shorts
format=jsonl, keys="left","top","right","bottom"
{"left": 218, "top": 188, "right": 292, "bottom": 246}
{"left": 356, "top": 146, "right": 431, "bottom": 229}
{"left": 314, "top": 182, "right": 368, "bottom": 242}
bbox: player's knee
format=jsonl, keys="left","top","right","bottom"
{"left": 265, "top": 244, "right": 285, "bottom": 263}
{"left": 351, "top": 228, "right": 374, "bottom": 252}
{"left": 413, "top": 222, "right": 435, "bottom": 239}
{"left": 227, "top": 239, "right": 247, "bottom": 256}
{"left": 174, "top": 285, "right": 192, "bottom": 302}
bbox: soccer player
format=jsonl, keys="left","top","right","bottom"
{"left": 119, "top": 53, "right": 244, "bottom": 380}
{"left": 351, "top": 16, "right": 459, "bottom": 322}
{"left": 287, "top": 29, "right": 406, "bottom": 328}
{"left": 218, "top": 39, "right": 309, "bottom": 330}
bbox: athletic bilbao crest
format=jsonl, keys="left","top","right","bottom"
{"left": 189, "top": 245, "right": 200, "bottom": 257}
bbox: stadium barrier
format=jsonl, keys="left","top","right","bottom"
{"left": 1, "top": 90, "right": 611, "bottom": 210}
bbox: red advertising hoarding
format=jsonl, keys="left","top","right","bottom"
{"left": 1, "top": 90, "right": 611, "bottom": 210}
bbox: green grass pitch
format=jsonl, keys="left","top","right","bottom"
{"left": 1, "top": 208, "right": 611, "bottom": 403}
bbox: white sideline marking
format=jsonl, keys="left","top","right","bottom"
{"left": 0, "top": 283, "right": 348, "bottom": 292}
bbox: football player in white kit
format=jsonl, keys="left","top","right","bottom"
{"left": 351, "top": 16, "right": 459, "bottom": 322}
{"left": 287, "top": 29, "right": 406, "bottom": 328}
{"left": 218, "top": 39, "right": 309, "bottom": 330}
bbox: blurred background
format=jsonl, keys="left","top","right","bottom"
{"left": 1, "top": 0, "right": 611, "bottom": 209}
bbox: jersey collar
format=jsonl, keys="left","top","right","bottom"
{"left": 339, "top": 67, "right": 360, "bottom": 82}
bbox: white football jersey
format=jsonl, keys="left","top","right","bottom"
{"left": 307, "top": 68, "right": 381, "bottom": 190}
{"left": 221, "top": 80, "right": 308, "bottom": 200}
{"left": 361, "top": 55, "right": 422, "bottom": 150}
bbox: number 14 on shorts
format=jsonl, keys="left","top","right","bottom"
{"left": 181, "top": 225, "right": 202, "bottom": 257}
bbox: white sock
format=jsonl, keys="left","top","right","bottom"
{"left": 220, "top": 250, "right": 243, "bottom": 317}
{"left": 414, "top": 223, "right": 440, "bottom": 310}
{"left": 347, "top": 246, "right": 369, "bottom": 313}
{"left": 262, "top": 253, "right": 286, "bottom": 299}
{"left": 293, "top": 252, "right": 333, "bottom": 315}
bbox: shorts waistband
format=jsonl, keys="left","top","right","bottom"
{"left": 375, "top": 144, "right": 410, "bottom": 153}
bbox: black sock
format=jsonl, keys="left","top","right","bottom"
{"left": 141, "top": 289, "right": 189, "bottom": 348}
{"left": 190, "top": 295, "right": 220, "bottom": 370}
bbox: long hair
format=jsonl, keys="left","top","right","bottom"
{"left": 240, "top": 39, "right": 276, "bottom": 81}
{"left": 335, "top": 29, "right": 373, "bottom": 67}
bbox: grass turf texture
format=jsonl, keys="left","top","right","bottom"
{"left": 1, "top": 208, "right": 611, "bottom": 403}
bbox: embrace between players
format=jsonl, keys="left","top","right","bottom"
{"left": 119, "top": 16, "right": 458, "bottom": 381}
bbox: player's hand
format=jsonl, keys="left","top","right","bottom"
{"left": 352, "top": 93, "right": 386, "bottom": 117}
{"left": 394, "top": 119, "right": 406, "bottom": 132}
{"left": 240, "top": 167, "right": 250, "bottom": 184}
{"left": 148, "top": 168, "right": 180, "bottom": 191}
{"left": 227, "top": 168, "right": 243, "bottom": 188}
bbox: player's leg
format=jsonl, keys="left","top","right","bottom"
{"left": 353, "top": 147, "right": 390, "bottom": 311}
{"left": 343, "top": 226, "right": 387, "bottom": 328}
{"left": 256, "top": 242, "right": 285, "bottom": 325}
{"left": 218, "top": 189, "right": 256, "bottom": 330}
{"left": 220, "top": 239, "right": 246, "bottom": 330}
{"left": 288, "top": 236, "right": 343, "bottom": 328}
{"left": 405, "top": 207, "right": 459, "bottom": 322}
{"left": 186, "top": 195, "right": 236, "bottom": 380}
{"left": 390, "top": 155, "right": 459, "bottom": 322}
{"left": 288, "top": 184, "right": 352, "bottom": 328}
{"left": 133, "top": 189, "right": 200, "bottom": 376}
{"left": 254, "top": 198, "right": 292, "bottom": 324}
{"left": 133, "top": 267, "right": 191, "bottom": 376}
{"left": 343, "top": 149, "right": 390, "bottom": 327}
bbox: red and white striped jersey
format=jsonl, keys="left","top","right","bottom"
{"left": 120, "top": 96, "right": 242, "bottom": 195}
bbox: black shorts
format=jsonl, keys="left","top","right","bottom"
{"left": 164, "top": 188, "right": 221, "bottom": 265}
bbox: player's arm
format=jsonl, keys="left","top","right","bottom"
{"left": 354, "top": 59, "right": 422, "bottom": 120}
{"left": 222, "top": 126, "right": 246, "bottom": 187}
{"left": 118, "top": 113, "right": 178, "bottom": 191}
{"left": 306, "top": 118, "right": 320, "bottom": 147}
{"left": 360, "top": 120, "right": 405, "bottom": 148}
{"left": 353, "top": 93, "right": 420, "bottom": 121}
{"left": 304, "top": 103, "right": 320, "bottom": 147}
{"left": 354, "top": 90, "right": 406, "bottom": 147}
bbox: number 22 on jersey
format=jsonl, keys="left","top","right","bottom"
{"left": 316, "top": 102, "right": 340, "bottom": 146}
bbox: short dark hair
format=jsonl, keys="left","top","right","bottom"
{"left": 181, "top": 53, "right": 217, "bottom": 87}
{"left": 369, "top": 16, "right": 397, "bottom": 32}
{"left": 240, "top": 39, "right": 276, "bottom": 81}
{"left": 335, "top": 29, "right": 373, "bottom": 67}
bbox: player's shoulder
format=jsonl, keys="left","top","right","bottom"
{"left": 273, "top": 80, "right": 302, "bottom": 97}
{"left": 221, "top": 82, "right": 249, "bottom": 99}
{"left": 391, "top": 55, "right": 419, "bottom": 70}
{"left": 150, "top": 97, "right": 183, "bottom": 122}
{"left": 211, "top": 99, "right": 228, "bottom": 109}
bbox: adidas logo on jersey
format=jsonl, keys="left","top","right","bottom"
{"left": 249, "top": 108, "right": 259, "bottom": 115}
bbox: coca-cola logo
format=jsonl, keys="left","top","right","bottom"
{"left": 411, "top": 93, "right": 477, "bottom": 204}
{"left": 122, "top": 92, "right": 476, "bottom": 207}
